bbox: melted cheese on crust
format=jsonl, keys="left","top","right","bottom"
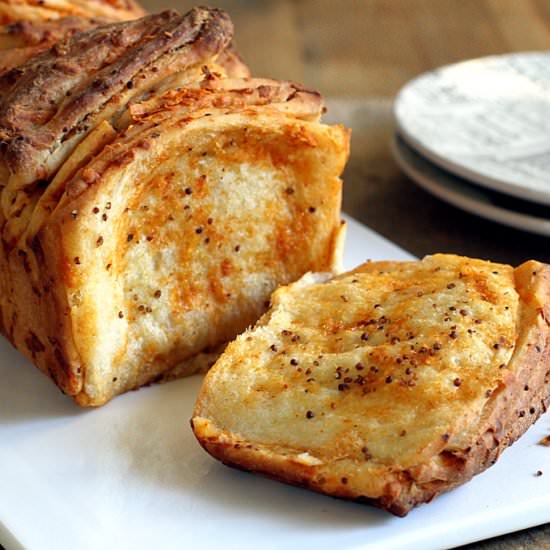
{"left": 195, "top": 254, "right": 519, "bottom": 469}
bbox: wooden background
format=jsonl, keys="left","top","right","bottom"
{"left": 142, "top": 0, "right": 550, "bottom": 97}
{"left": 139, "top": 2, "right": 550, "bottom": 548}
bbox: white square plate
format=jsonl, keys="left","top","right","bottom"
{"left": 2, "top": 215, "right": 550, "bottom": 550}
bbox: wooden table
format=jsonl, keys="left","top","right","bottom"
{"left": 114, "top": 1, "right": 550, "bottom": 548}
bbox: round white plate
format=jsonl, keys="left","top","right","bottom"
{"left": 394, "top": 52, "right": 550, "bottom": 205}
{"left": 392, "top": 134, "right": 550, "bottom": 236}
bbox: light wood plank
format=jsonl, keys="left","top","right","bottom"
{"left": 140, "top": 0, "right": 550, "bottom": 96}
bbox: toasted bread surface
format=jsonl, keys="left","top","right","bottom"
{"left": 0, "top": 17, "right": 106, "bottom": 75}
{"left": 0, "top": 0, "right": 145, "bottom": 24}
{"left": 192, "top": 254, "right": 550, "bottom": 515}
{"left": 63, "top": 111, "right": 346, "bottom": 405}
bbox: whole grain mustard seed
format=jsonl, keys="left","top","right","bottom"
{"left": 305, "top": 410, "right": 315, "bottom": 419}
{"left": 361, "top": 447, "right": 372, "bottom": 460}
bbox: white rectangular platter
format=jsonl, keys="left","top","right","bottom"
{"left": 2, "top": 214, "right": 550, "bottom": 550}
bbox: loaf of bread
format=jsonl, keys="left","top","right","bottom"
{"left": 0, "top": 7, "right": 349, "bottom": 405}
{"left": 0, "top": 0, "right": 145, "bottom": 24}
{"left": 192, "top": 254, "right": 550, "bottom": 516}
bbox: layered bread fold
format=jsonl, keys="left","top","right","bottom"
{"left": 0, "top": 7, "right": 349, "bottom": 405}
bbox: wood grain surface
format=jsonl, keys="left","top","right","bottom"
{"left": 144, "top": 0, "right": 550, "bottom": 97}
{"left": 130, "top": 1, "right": 550, "bottom": 548}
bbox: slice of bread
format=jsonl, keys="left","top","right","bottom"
{"left": 192, "top": 254, "right": 550, "bottom": 516}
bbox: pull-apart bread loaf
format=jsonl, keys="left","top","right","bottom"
{"left": 192, "top": 254, "right": 550, "bottom": 516}
{"left": 0, "top": 8, "right": 349, "bottom": 405}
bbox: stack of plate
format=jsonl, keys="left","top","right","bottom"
{"left": 392, "top": 51, "right": 550, "bottom": 236}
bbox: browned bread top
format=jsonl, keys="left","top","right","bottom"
{"left": 0, "top": 8, "right": 232, "bottom": 184}
{"left": 192, "top": 254, "right": 550, "bottom": 516}
{"left": 0, "top": 7, "right": 239, "bottom": 247}
{"left": 0, "top": 16, "right": 104, "bottom": 75}
{"left": 0, "top": 0, "right": 145, "bottom": 24}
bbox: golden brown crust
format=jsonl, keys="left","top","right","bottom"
{"left": 192, "top": 256, "right": 550, "bottom": 516}
{"left": 0, "top": 0, "right": 248, "bottom": 79}
{"left": 0, "top": 0, "right": 145, "bottom": 25}
{"left": 0, "top": 8, "right": 233, "bottom": 186}
{"left": 0, "top": 17, "right": 105, "bottom": 76}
